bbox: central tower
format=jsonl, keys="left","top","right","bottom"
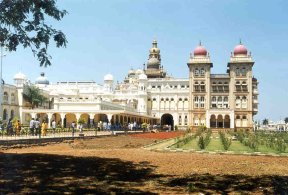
{"left": 144, "top": 39, "right": 166, "bottom": 78}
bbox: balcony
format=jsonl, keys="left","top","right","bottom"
{"left": 253, "top": 99, "right": 258, "bottom": 104}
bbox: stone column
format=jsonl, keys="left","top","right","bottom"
{"left": 230, "top": 113, "right": 235, "bottom": 129}
{"left": 206, "top": 112, "right": 210, "bottom": 128}
{"left": 47, "top": 113, "right": 52, "bottom": 128}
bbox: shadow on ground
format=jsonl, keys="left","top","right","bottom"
{"left": 0, "top": 153, "right": 160, "bottom": 194}
{"left": 165, "top": 173, "right": 288, "bottom": 194}
{"left": 1, "top": 153, "right": 288, "bottom": 194}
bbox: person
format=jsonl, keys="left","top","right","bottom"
{"left": 16, "top": 120, "right": 21, "bottom": 136}
{"left": 35, "top": 118, "right": 41, "bottom": 136}
{"left": 41, "top": 120, "right": 47, "bottom": 136}
{"left": 52, "top": 120, "right": 56, "bottom": 134}
{"left": 7, "top": 119, "right": 13, "bottom": 136}
{"left": 29, "top": 118, "right": 35, "bottom": 136}
{"left": 71, "top": 121, "right": 76, "bottom": 136}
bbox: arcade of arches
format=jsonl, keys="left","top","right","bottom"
{"left": 23, "top": 112, "right": 158, "bottom": 128}
{"left": 210, "top": 114, "right": 231, "bottom": 128}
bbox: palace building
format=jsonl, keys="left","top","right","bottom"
{"left": 0, "top": 40, "right": 258, "bottom": 130}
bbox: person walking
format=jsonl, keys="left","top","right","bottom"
{"left": 71, "top": 121, "right": 76, "bottom": 137}
{"left": 29, "top": 118, "right": 35, "bottom": 136}
{"left": 7, "top": 119, "right": 13, "bottom": 136}
{"left": 41, "top": 120, "right": 47, "bottom": 136}
{"left": 52, "top": 120, "right": 56, "bottom": 134}
{"left": 35, "top": 118, "right": 41, "bottom": 137}
{"left": 16, "top": 120, "right": 21, "bottom": 136}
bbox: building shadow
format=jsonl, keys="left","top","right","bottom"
{"left": 0, "top": 153, "right": 160, "bottom": 194}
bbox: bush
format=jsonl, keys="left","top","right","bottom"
{"left": 219, "top": 131, "right": 232, "bottom": 150}
{"left": 275, "top": 138, "right": 287, "bottom": 153}
{"left": 198, "top": 135, "right": 206, "bottom": 149}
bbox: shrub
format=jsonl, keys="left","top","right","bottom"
{"left": 219, "top": 131, "right": 232, "bottom": 150}
{"left": 247, "top": 134, "right": 259, "bottom": 151}
{"left": 198, "top": 135, "right": 206, "bottom": 149}
{"left": 275, "top": 139, "right": 287, "bottom": 153}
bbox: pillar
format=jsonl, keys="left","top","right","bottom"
{"left": 47, "top": 113, "right": 52, "bottom": 128}
{"left": 230, "top": 113, "right": 235, "bottom": 129}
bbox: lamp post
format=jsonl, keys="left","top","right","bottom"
{"left": 0, "top": 46, "right": 6, "bottom": 119}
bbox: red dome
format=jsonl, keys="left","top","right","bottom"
{"left": 194, "top": 45, "right": 207, "bottom": 56}
{"left": 234, "top": 44, "right": 248, "bottom": 55}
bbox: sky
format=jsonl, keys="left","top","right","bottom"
{"left": 2, "top": 0, "right": 288, "bottom": 121}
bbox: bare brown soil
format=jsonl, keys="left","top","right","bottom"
{"left": 1, "top": 133, "right": 288, "bottom": 194}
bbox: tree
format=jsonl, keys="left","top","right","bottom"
{"left": 284, "top": 117, "right": 288, "bottom": 124}
{"left": 22, "top": 84, "right": 48, "bottom": 109}
{"left": 262, "top": 118, "right": 269, "bottom": 125}
{"left": 0, "top": 0, "right": 67, "bottom": 66}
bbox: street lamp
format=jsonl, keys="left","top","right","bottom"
{"left": 0, "top": 46, "right": 6, "bottom": 119}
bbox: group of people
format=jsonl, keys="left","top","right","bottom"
{"left": 6, "top": 118, "right": 21, "bottom": 136}
{"left": 29, "top": 118, "right": 48, "bottom": 136}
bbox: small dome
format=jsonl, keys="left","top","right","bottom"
{"left": 150, "top": 47, "right": 160, "bottom": 54}
{"left": 194, "top": 45, "right": 207, "bottom": 56}
{"left": 147, "top": 57, "right": 160, "bottom": 67}
{"left": 234, "top": 44, "right": 248, "bottom": 55}
{"left": 136, "top": 69, "right": 144, "bottom": 74}
{"left": 104, "top": 74, "right": 113, "bottom": 81}
{"left": 35, "top": 72, "right": 49, "bottom": 85}
{"left": 14, "top": 72, "right": 26, "bottom": 80}
{"left": 138, "top": 73, "right": 147, "bottom": 80}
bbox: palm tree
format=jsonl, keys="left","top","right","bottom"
{"left": 262, "top": 118, "right": 269, "bottom": 125}
{"left": 22, "top": 84, "right": 48, "bottom": 109}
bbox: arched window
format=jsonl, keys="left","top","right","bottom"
{"left": 224, "top": 97, "right": 228, "bottom": 102}
{"left": 217, "top": 96, "right": 222, "bottom": 102}
{"left": 236, "top": 67, "right": 240, "bottom": 76}
{"left": 10, "top": 110, "right": 14, "bottom": 119}
{"left": 200, "top": 68, "right": 205, "bottom": 76}
{"left": 3, "top": 109, "right": 7, "bottom": 120}
{"left": 194, "top": 68, "right": 199, "bottom": 76}
{"left": 212, "top": 96, "right": 216, "bottom": 102}
{"left": 11, "top": 93, "right": 15, "bottom": 103}
{"left": 236, "top": 115, "right": 241, "bottom": 119}
{"left": 3, "top": 92, "right": 8, "bottom": 103}
{"left": 242, "top": 115, "right": 247, "bottom": 119}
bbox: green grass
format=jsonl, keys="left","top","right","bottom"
{"left": 176, "top": 134, "right": 287, "bottom": 154}
{"left": 205, "top": 137, "right": 223, "bottom": 151}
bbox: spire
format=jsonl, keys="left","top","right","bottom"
{"left": 152, "top": 38, "right": 157, "bottom": 48}
{"left": 199, "top": 40, "right": 202, "bottom": 46}
{"left": 239, "top": 38, "right": 242, "bottom": 45}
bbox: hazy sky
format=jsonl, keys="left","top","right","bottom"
{"left": 2, "top": 0, "right": 288, "bottom": 121}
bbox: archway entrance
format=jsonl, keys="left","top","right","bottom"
{"left": 210, "top": 115, "right": 216, "bottom": 128}
{"left": 161, "top": 114, "right": 174, "bottom": 130}
{"left": 224, "top": 115, "right": 230, "bottom": 128}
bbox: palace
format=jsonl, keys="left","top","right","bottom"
{"left": 0, "top": 40, "right": 259, "bottom": 130}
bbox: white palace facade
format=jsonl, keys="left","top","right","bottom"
{"left": 0, "top": 40, "right": 259, "bottom": 130}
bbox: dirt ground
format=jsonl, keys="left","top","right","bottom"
{"left": 1, "top": 133, "right": 288, "bottom": 194}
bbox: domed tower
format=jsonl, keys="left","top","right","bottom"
{"left": 144, "top": 39, "right": 166, "bottom": 78}
{"left": 104, "top": 73, "right": 114, "bottom": 92}
{"left": 13, "top": 72, "right": 27, "bottom": 87}
{"left": 187, "top": 42, "right": 213, "bottom": 129}
{"left": 228, "top": 41, "right": 257, "bottom": 129}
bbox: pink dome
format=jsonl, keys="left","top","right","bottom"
{"left": 194, "top": 45, "right": 207, "bottom": 56}
{"left": 234, "top": 44, "right": 248, "bottom": 55}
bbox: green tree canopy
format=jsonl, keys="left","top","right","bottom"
{"left": 22, "top": 84, "right": 48, "bottom": 109}
{"left": 0, "top": 0, "right": 67, "bottom": 66}
{"left": 262, "top": 118, "right": 269, "bottom": 125}
{"left": 285, "top": 117, "right": 288, "bottom": 124}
